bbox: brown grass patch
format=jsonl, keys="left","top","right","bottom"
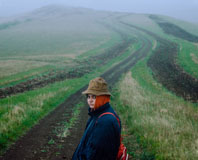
{"left": 0, "top": 60, "right": 48, "bottom": 78}
{"left": 152, "top": 40, "right": 157, "bottom": 50}
{"left": 190, "top": 53, "right": 198, "bottom": 64}
{"left": 118, "top": 71, "right": 198, "bottom": 159}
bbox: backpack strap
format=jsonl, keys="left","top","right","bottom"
{"left": 96, "top": 112, "right": 120, "bottom": 127}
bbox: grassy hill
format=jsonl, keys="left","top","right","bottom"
{"left": 0, "top": 5, "right": 120, "bottom": 83}
{"left": 0, "top": 5, "right": 198, "bottom": 159}
{"left": 0, "top": 5, "right": 113, "bottom": 57}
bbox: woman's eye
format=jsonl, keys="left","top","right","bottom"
{"left": 87, "top": 95, "right": 96, "bottom": 99}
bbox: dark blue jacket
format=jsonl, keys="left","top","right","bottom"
{"left": 72, "top": 102, "right": 121, "bottom": 160}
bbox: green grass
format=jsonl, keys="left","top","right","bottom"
{"left": 159, "top": 15, "right": 198, "bottom": 36}
{"left": 122, "top": 14, "right": 198, "bottom": 79}
{"left": 177, "top": 40, "right": 198, "bottom": 78}
{"left": 0, "top": 13, "right": 111, "bottom": 57}
{"left": 0, "top": 24, "right": 140, "bottom": 88}
{"left": 0, "top": 69, "right": 102, "bottom": 154}
{"left": 56, "top": 102, "right": 84, "bottom": 138}
{"left": 0, "top": 73, "right": 95, "bottom": 154}
{"left": 120, "top": 14, "right": 166, "bottom": 38}
{"left": 0, "top": 32, "right": 140, "bottom": 155}
{"left": 0, "top": 16, "right": 118, "bottom": 87}
{"left": 112, "top": 59, "right": 198, "bottom": 160}
{"left": 1, "top": 7, "right": 198, "bottom": 159}
{"left": 0, "top": 34, "right": 115, "bottom": 87}
{"left": 0, "top": 65, "right": 55, "bottom": 87}
{"left": 78, "top": 32, "right": 122, "bottom": 59}
{"left": 0, "top": 21, "right": 21, "bottom": 30}
{"left": 0, "top": 78, "right": 79, "bottom": 154}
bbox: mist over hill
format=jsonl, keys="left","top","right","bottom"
{"left": 0, "top": 0, "right": 198, "bottom": 23}
{"left": 0, "top": 5, "right": 198, "bottom": 55}
{"left": 0, "top": 5, "right": 118, "bottom": 57}
{"left": 1, "top": 4, "right": 198, "bottom": 159}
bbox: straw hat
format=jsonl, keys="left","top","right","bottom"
{"left": 82, "top": 77, "right": 111, "bottom": 96}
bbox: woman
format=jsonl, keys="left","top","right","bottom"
{"left": 72, "top": 77, "right": 121, "bottom": 160}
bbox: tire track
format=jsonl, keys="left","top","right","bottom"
{"left": 1, "top": 19, "right": 152, "bottom": 160}
{"left": 119, "top": 17, "right": 198, "bottom": 102}
{"left": 0, "top": 27, "right": 134, "bottom": 99}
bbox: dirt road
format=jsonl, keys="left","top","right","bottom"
{"left": 2, "top": 14, "right": 197, "bottom": 160}
{"left": 120, "top": 17, "right": 198, "bottom": 102}
{"left": 0, "top": 21, "right": 152, "bottom": 160}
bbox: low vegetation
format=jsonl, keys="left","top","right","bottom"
{"left": 0, "top": 21, "right": 20, "bottom": 30}
{"left": 0, "top": 78, "right": 78, "bottom": 154}
{"left": 112, "top": 60, "right": 198, "bottom": 159}
{"left": 177, "top": 40, "right": 198, "bottom": 78}
{"left": 56, "top": 102, "right": 84, "bottom": 138}
{"left": 0, "top": 31, "right": 141, "bottom": 154}
{"left": 1, "top": 6, "right": 198, "bottom": 159}
{"left": 149, "top": 15, "right": 198, "bottom": 43}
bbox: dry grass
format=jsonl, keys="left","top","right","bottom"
{"left": 0, "top": 86, "right": 69, "bottom": 142}
{"left": 194, "top": 43, "right": 198, "bottom": 48}
{"left": 15, "top": 54, "right": 77, "bottom": 61}
{"left": 0, "top": 54, "right": 76, "bottom": 86}
{"left": 191, "top": 53, "right": 198, "bottom": 64}
{"left": 0, "top": 60, "right": 48, "bottom": 78}
{"left": 119, "top": 72, "right": 198, "bottom": 159}
{"left": 0, "top": 92, "right": 54, "bottom": 135}
{"left": 152, "top": 40, "right": 157, "bottom": 50}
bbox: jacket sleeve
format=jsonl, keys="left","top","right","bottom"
{"left": 82, "top": 115, "right": 120, "bottom": 160}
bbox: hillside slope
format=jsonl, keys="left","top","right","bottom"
{"left": 0, "top": 5, "right": 198, "bottom": 159}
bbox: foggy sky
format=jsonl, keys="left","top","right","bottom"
{"left": 0, "top": 0, "right": 198, "bottom": 23}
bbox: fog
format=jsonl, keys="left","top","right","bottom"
{"left": 0, "top": 0, "right": 198, "bottom": 23}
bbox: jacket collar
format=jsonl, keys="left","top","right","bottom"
{"left": 88, "top": 102, "right": 110, "bottom": 117}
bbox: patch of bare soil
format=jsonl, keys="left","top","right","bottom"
{"left": 147, "top": 35, "right": 198, "bottom": 102}
{"left": 120, "top": 17, "right": 198, "bottom": 102}
{"left": 0, "top": 28, "right": 134, "bottom": 99}
{"left": 149, "top": 15, "right": 198, "bottom": 43}
{"left": 0, "top": 22, "right": 152, "bottom": 160}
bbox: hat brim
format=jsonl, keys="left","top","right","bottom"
{"left": 82, "top": 89, "right": 111, "bottom": 96}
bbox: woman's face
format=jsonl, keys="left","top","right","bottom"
{"left": 87, "top": 94, "right": 96, "bottom": 109}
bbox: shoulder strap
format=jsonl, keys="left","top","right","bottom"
{"left": 96, "top": 112, "right": 120, "bottom": 127}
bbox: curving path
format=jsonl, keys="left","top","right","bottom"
{"left": 119, "top": 16, "right": 198, "bottom": 102}
{"left": 0, "top": 16, "right": 152, "bottom": 160}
